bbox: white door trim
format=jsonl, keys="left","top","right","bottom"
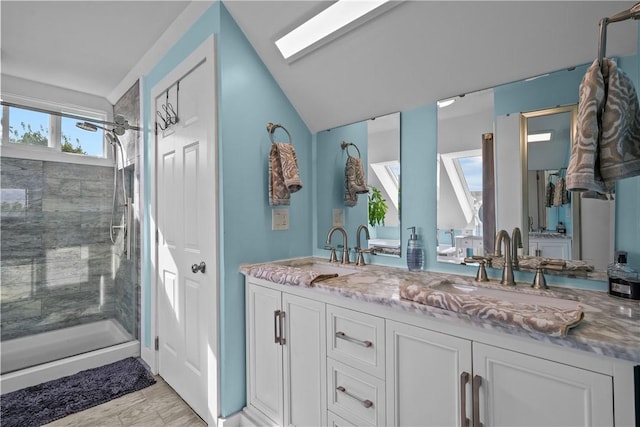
{"left": 148, "top": 34, "right": 219, "bottom": 424}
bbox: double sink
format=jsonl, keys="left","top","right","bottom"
{"left": 277, "top": 259, "right": 598, "bottom": 315}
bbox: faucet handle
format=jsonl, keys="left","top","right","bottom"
{"left": 464, "top": 256, "right": 490, "bottom": 282}
{"left": 532, "top": 266, "right": 548, "bottom": 289}
{"left": 324, "top": 245, "right": 338, "bottom": 263}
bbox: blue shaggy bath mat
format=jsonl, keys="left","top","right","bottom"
{"left": 0, "top": 357, "right": 155, "bottom": 427}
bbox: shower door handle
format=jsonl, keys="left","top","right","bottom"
{"left": 191, "top": 262, "right": 206, "bottom": 274}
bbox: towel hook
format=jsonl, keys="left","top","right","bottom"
{"left": 267, "top": 122, "right": 292, "bottom": 145}
{"left": 340, "top": 141, "right": 361, "bottom": 158}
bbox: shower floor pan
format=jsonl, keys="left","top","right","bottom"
{"left": 1, "top": 319, "right": 133, "bottom": 375}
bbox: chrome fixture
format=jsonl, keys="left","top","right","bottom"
{"left": 326, "top": 226, "right": 350, "bottom": 264}
{"left": 494, "top": 230, "right": 516, "bottom": 286}
{"left": 0, "top": 101, "right": 142, "bottom": 135}
{"left": 355, "top": 224, "right": 370, "bottom": 266}
{"left": 511, "top": 227, "right": 523, "bottom": 270}
{"left": 76, "top": 122, "right": 130, "bottom": 255}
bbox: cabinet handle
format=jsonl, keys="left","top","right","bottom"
{"left": 472, "top": 374, "right": 482, "bottom": 427}
{"left": 335, "top": 331, "right": 372, "bottom": 348}
{"left": 274, "top": 310, "right": 281, "bottom": 344}
{"left": 336, "top": 386, "right": 373, "bottom": 408}
{"left": 460, "top": 371, "right": 470, "bottom": 427}
{"left": 278, "top": 310, "right": 286, "bottom": 345}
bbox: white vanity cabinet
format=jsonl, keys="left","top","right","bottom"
{"left": 386, "top": 320, "right": 614, "bottom": 427}
{"left": 528, "top": 236, "right": 572, "bottom": 259}
{"left": 243, "top": 273, "right": 633, "bottom": 427}
{"left": 246, "top": 282, "right": 327, "bottom": 427}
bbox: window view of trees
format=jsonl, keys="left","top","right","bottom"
{"left": 9, "top": 121, "right": 86, "bottom": 154}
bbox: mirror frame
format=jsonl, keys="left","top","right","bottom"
{"left": 520, "top": 104, "right": 580, "bottom": 258}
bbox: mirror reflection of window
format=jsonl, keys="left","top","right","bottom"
{"left": 367, "top": 112, "right": 401, "bottom": 255}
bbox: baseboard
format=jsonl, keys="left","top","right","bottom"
{"left": 218, "top": 407, "right": 277, "bottom": 427}
{"left": 217, "top": 411, "right": 242, "bottom": 427}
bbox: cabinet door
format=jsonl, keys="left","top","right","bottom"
{"left": 282, "top": 293, "right": 327, "bottom": 427}
{"left": 538, "top": 240, "right": 570, "bottom": 259}
{"left": 473, "top": 342, "right": 613, "bottom": 427}
{"left": 386, "top": 320, "right": 472, "bottom": 427}
{"left": 247, "top": 284, "right": 283, "bottom": 425}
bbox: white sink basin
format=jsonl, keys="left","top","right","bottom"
{"left": 294, "top": 262, "right": 362, "bottom": 277}
{"left": 434, "top": 283, "right": 601, "bottom": 313}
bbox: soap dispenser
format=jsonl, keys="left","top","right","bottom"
{"left": 406, "top": 226, "right": 424, "bottom": 271}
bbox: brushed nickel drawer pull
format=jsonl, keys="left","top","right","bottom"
{"left": 472, "top": 374, "right": 482, "bottom": 427}
{"left": 460, "top": 371, "right": 470, "bottom": 427}
{"left": 278, "top": 310, "right": 286, "bottom": 345}
{"left": 335, "top": 331, "right": 372, "bottom": 348}
{"left": 274, "top": 310, "right": 280, "bottom": 344}
{"left": 336, "top": 386, "right": 373, "bottom": 408}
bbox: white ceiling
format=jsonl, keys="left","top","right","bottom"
{"left": 1, "top": 1, "right": 190, "bottom": 98}
{"left": 1, "top": 1, "right": 638, "bottom": 133}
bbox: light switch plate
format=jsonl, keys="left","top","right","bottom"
{"left": 272, "top": 208, "right": 289, "bottom": 230}
{"left": 332, "top": 209, "right": 344, "bottom": 227}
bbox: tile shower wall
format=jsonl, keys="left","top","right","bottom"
{"left": 113, "top": 80, "right": 141, "bottom": 340}
{"left": 1, "top": 158, "right": 115, "bottom": 340}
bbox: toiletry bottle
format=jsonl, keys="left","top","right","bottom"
{"left": 406, "top": 226, "right": 424, "bottom": 271}
{"left": 607, "top": 251, "right": 640, "bottom": 299}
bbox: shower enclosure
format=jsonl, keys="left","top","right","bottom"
{"left": 0, "top": 101, "right": 141, "bottom": 392}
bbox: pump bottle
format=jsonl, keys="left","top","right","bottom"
{"left": 406, "top": 226, "right": 424, "bottom": 271}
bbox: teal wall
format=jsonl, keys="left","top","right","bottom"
{"left": 142, "top": 2, "right": 312, "bottom": 417}
{"left": 316, "top": 122, "right": 368, "bottom": 253}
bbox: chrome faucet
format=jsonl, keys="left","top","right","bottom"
{"left": 326, "top": 226, "right": 350, "bottom": 264}
{"left": 511, "top": 227, "right": 523, "bottom": 270}
{"left": 355, "top": 224, "right": 370, "bottom": 266}
{"left": 494, "top": 229, "right": 516, "bottom": 286}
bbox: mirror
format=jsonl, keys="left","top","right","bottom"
{"left": 437, "top": 89, "right": 493, "bottom": 263}
{"left": 520, "top": 106, "right": 614, "bottom": 272}
{"left": 316, "top": 112, "right": 401, "bottom": 257}
{"left": 436, "top": 63, "right": 616, "bottom": 278}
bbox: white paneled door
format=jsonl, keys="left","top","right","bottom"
{"left": 155, "top": 37, "right": 218, "bottom": 423}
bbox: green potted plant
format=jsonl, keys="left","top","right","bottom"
{"left": 368, "top": 186, "right": 388, "bottom": 227}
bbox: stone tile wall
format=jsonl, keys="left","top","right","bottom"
{"left": 1, "top": 158, "right": 116, "bottom": 340}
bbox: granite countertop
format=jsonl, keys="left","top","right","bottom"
{"left": 241, "top": 257, "right": 640, "bottom": 364}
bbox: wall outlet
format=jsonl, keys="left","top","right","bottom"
{"left": 332, "top": 209, "right": 344, "bottom": 227}
{"left": 272, "top": 208, "right": 289, "bottom": 230}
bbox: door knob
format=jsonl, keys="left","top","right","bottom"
{"left": 191, "top": 261, "right": 206, "bottom": 274}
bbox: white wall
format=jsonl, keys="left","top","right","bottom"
{"left": 2, "top": 75, "right": 113, "bottom": 120}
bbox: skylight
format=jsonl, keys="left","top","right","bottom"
{"left": 275, "top": 0, "right": 397, "bottom": 61}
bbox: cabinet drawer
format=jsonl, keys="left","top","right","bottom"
{"left": 328, "top": 410, "right": 357, "bottom": 427}
{"left": 327, "top": 359, "right": 386, "bottom": 427}
{"left": 327, "top": 305, "right": 385, "bottom": 378}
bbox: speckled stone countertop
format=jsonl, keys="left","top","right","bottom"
{"left": 241, "top": 257, "right": 640, "bottom": 364}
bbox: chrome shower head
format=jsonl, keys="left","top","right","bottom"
{"left": 76, "top": 122, "right": 98, "bottom": 132}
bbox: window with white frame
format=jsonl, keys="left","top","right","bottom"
{"left": 440, "top": 149, "right": 483, "bottom": 226}
{"left": 1, "top": 101, "right": 107, "bottom": 159}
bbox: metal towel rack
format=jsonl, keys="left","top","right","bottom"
{"left": 266, "top": 122, "right": 292, "bottom": 145}
{"left": 597, "top": 2, "right": 640, "bottom": 76}
{"left": 340, "top": 141, "right": 361, "bottom": 158}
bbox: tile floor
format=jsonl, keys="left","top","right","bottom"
{"left": 44, "top": 376, "right": 206, "bottom": 426}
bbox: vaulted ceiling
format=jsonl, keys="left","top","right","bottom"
{"left": 2, "top": 1, "right": 638, "bottom": 132}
